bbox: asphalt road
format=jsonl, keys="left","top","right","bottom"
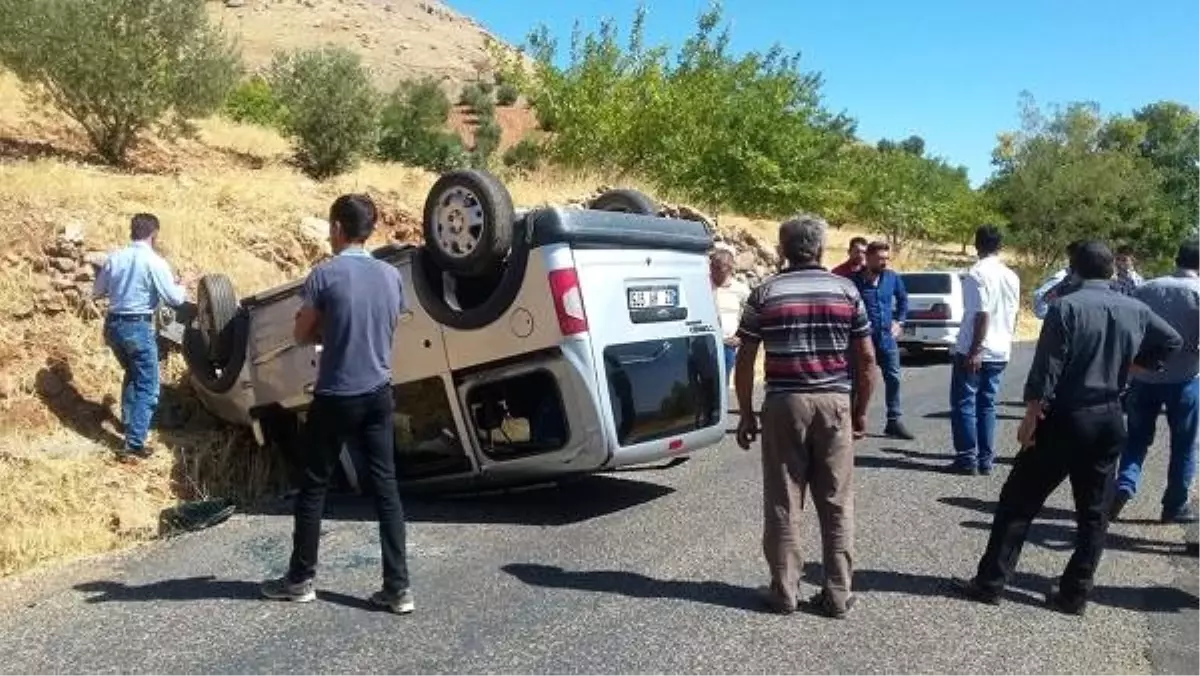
{"left": 0, "top": 345, "right": 1196, "bottom": 674}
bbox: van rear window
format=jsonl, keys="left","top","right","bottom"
{"left": 900, "top": 273, "right": 952, "bottom": 295}
{"left": 602, "top": 336, "right": 721, "bottom": 446}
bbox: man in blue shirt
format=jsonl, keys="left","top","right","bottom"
{"left": 851, "top": 241, "right": 914, "bottom": 440}
{"left": 260, "top": 194, "right": 414, "bottom": 615}
{"left": 92, "top": 213, "right": 190, "bottom": 461}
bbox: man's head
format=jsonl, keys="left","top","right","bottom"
{"left": 776, "top": 214, "right": 827, "bottom": 268}
{"left": 974, "top": 225, "right": 1002, "bottom": 258}
{"left": 865, "top": 241, "right": 891, "bottom": 273}
{"left": 328, "top": 193, "right": 377, "bottom": 253}
{"left": 1064, "top": 239, "right": 1085, "bottom": 271}
{"left": 1115, "top": 245, "right": 1136, "bottom": 274}
{"left": 130, "top": 213, "right": 160, "bottom": 243}
{"left": 1176, "top": 239, "right": 1199, "bottom": 272}
{"left": 710, "top": 248, "right": 735, "bottom": 285}
{"left": 1070, "top": 240, "right": 1115, "bottom": 281}
{"left": 846, "top": 236, "right": 868, "bottom": 268}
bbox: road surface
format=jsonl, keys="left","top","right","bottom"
{"left": 0, "top": 346, "right": 1196, "bottom": 674}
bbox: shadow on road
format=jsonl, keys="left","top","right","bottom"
{"left": 856, "top": 446, "right": 1017, "bottom": 475}
{"left": 500, "top": 563, "right": 768, "bottom": 612}
{"left": 958, "top": 519, "right": 1187, "bottom": 557}
{"left": 899, "top": 350, "right": 954, "bottom": 368}
{"left": 245, "top": 474, "right": 676, "bottom": 528}
{"left": 938, "top": 495, "right": 1073, "bottom": 521}
{"left": 73, "top": 576, "right": 375, "bottom": 611}
{"left": 924, "top": 409, "right": 1024, "bottom": 422}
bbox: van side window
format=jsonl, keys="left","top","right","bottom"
{"left": 466, "top": 370, "right": 570, "bottom": 459}
{"left": 393, "top": 377, "right": 472, "bottom": 480}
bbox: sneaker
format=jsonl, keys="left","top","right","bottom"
{"left": 1109, "top": 491, "right": 1132, "bottom": 522}
{"left": 948, "top": 576, "right": 1001, "bottom": 605}
{"left": 884, "top": 420, "right": 915, "bottom": 440}
{"left": 369, "top": 587, "right": 415, "bottom": 615}
{"left": 260, "top": 576, "right": 316, "bottom": 603}
{"left": 1161, "top": 503, "right": 1199, "bottom": 524}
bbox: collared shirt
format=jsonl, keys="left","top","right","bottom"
{"left": 851, "top": 268, "right": 907, "bottom": 347}
{"left": 1031, "top": 268, "right": 1068, "bottom": 320}
{"left": 1111, "top": 269, "right": 1144, "bottom": 296}
{"left": 954, "top": 254, "right": 1021, "bottom": 362}
{"left": 301, "top": 245, "right": 406, "bottom": 397}
{"left": 713, "top": 277, "right": 750, "bottom": 340}
{"left": 1130, "top": 270, "right": 1199, "bottom": 384}
{"left": 1023, "top": 280, "right": 1183, "bottom": 412}
{"left": 736, "top": 265, "right": 871, "bottom": 395}
{"left": 830, "top": 259, "right": 861, "bottom": 279}
{"left": 93, "top": 240, "right": 187, "bottom": 315}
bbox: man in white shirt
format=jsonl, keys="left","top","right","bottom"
{"left": 711, "top": 247, "right": 751, "bottom": 385}
{"left": 947, "top": 225, "right": 1020, "bottom": 475}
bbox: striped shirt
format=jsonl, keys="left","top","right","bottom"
{"left": 736, "top": 265, "right": 872, "bottom": 394}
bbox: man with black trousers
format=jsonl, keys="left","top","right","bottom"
{"left": 260, "top": 194, "right": 414, "bottom": 615}
{"left": 953, "top": 241, "right": 1182, "bottom": 615}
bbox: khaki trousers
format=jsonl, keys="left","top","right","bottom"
{"left": 760, "top": 391, "right": 855, "bottom": 611}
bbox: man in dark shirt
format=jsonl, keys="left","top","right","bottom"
{"left": 851, "top": 241, "right": 914, "bottom": 439}
{"left": 734, "top": 214, "right": 876, "bottom": 619}
{"left": 953, "top": 241, "right": 1182, "bottom": 615}
{"left": 261, "top": 194, "right": 414, "bottom": 615}
{"left": 830, "top": 236, "right": 868, "bottom": 278}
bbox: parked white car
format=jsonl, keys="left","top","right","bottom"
{"left": 897, "top": 270, "right": 966, "bottom": 354}
{"left": 159, "top": 170, "right": 727, "bottom": 494}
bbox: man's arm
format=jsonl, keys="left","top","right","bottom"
{"left": 92, "top": 258, "right": 111, "bottom": 300}
{"left": 294, "top": 270, "right": 324, "bottom": 345}
{"left": 733, "top": 286, "right": 764, "bottom": 417}
{"left": 1132, "top": 306, "right": 1183, "bottom": 372}
{"left": 849, "top": 291, "right": 876, "bottom": 430}
{"left": 893, "top": 272, "right": 908, "bottom": 325}
{"left": 1022, "top": 303, "right": 1070, "bottom": 407}
{"left": 964, "top": 273, "right": 989, "bottom": 359}
{"left": 150, "top": 257, "right": 188, "bottom": 308}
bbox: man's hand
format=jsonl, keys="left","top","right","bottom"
{"left": 1016, "top": 401, "right": 1045, "bottom": 451}
{"left": 890, "top": 321, "right": 902, "bottom": 338}
{"left": 736, "top": 411, "right": 759, "bottom": 450}
{"left": 852, "top": 412, "right": 867, "bottom": 440}
{"left": 724, "top": 336, "right": 741, "bottom": 348}
{"left": 966, "top": 350, "right": 983, "bottom": 373}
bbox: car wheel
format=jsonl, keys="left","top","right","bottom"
{"left": 196, "top": 274, "right": 239, "bottom": 363}
{"left": 589, "top": 188, "right": 658, "bottom": 215}
{"left": 182, "top": 310, "right": 248, "bottom": 395}
{"left": 422, "top": 169, "right": 515, "bottom": 278}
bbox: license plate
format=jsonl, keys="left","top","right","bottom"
{"left": 627, "top": 286, "right": 679, "bottom": 310}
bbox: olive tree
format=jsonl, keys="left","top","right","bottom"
{"left": 0, "top": 0, "right": 241, "bottom": 165}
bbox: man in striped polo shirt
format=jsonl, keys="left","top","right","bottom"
{"left": 733, "top": 214, "right": 877, "bottom": 619}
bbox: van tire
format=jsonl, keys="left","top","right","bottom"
{"left": 182, "top": 309, "right": 248, "bottom": 395}
{"left": 589, "top": 188, "right": 658, "bottom": 215}
{"left": 196, "top": 274, "right": 239, "bottom": 363}
{"left": 422, "top": 169, "right": 514, "bottom": 278}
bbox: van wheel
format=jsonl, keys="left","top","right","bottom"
{"left": 196, "top": 274, "right": 239, "bottom": 363}
{"left": 182, "top": 310, "right": 248, "bottom": 395}
{"left": 589, "top": 188, "right": 658, "bottom": 215}
{"left": 423, "top": 169, "right": 514, "bottom": 278}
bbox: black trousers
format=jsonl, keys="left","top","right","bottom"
{"left": 287, "top": 384, "right": 410, "bottom": 593}
{"left": 974, "top": 402, "right": 1125, "bottom": 602}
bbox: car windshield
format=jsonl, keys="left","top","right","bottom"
{"left": 901, "top": 273, "right": 952, "bottom": 295}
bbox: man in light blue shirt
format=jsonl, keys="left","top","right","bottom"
{"left": 93, "top": 213, "right": 189, "bottom": 460}
{"left": 1112, "top": 240, "right": 1200, "bottom": 524}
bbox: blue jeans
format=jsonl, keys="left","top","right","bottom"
{"left": 723, "top": 344, "right": 737, "bottom": 383}
{"left": 949, "top": 354, "right": 1006, "bottom": 470}
{"left": 104, "top": 315, "right": 160, "bottom": 451}
{"left": 1116, "top": 378, "right": 1200, "bottom": 515}
{"left": 874, "top": 339, "right": 902, "bottom": 421}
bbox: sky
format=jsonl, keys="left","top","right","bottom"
{"left": 447, "top": 0, "right": 1199, "bottom": 187}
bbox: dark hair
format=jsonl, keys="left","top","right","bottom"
{"left": 1070, "top": 240, "right": 1115, "bottom": 281}
{"left": 778, "top": 214, "right": 827, "bottom": 266}
{"left": 1066, "top": 239, "right": 1085, "bottom": 256}
{"left": 866, "top": 241, "right": 890, "bottom": 255}
{"left": 329, "top": 194, "right": 377, "bottom": 242}
{"left": 130, "top": 213, "right": 160, "bottom": 241}
{"left": 1176, "top": 240, "right": 1199, "bottom": 271}
{"left": 711, "top": 248, "right": 735, "bottom": 267}
{"left": 1115, "top": 244, "right": 1135, "bottom": 257}
{"left": 974, "top": 225, "right": 1002, "bottom": 255}
{"left": 849, "top": 236, "right": 868, "bottom": 249}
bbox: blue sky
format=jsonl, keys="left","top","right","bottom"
{"left": 448, "top": 0, "right": 1199, "bottom": 187}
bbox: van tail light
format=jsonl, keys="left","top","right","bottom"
{"left": 549, "top": 267, "right": 589, "bottom": 336}
{"left": 911, "top": 303, "right": 951, "bottom": 320}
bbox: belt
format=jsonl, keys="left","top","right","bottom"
{"left": 106, "top": 313, "right": 153, "bottom": 322}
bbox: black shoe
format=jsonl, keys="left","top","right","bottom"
{"left": 978, "top": 466, "right": 993, "bottom": 476}
{"left": 1109, "top": 491, "right": 1131, "bottom": 522}
{"left": 944, "top": 462, "right": 978, "bottom": 476}
{"left": 948, "top": 576, "right": 1000, "bottom": 605}
{"left": 802, "top": 589, "right": 856, "bottom": 619}
{"left": 1046, "top": 583, "right": 1087, "bottom": 616}
{"left": 884, "top": 420, "right": 914, "bottom": 440}
{"left": 1161, "top": 504, "right": 1199, "bottom": 524}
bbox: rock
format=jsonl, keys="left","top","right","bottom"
{"left": 51, "top": 277, "right": 75, "bottom": 291}
{"left": 0, "top": 377, "right": 13, "bottom": 400}
{"left": 74, "top": 282, "right": 93, "bottom": 296}
{"left": 2, "top": 253, "right": 21, "bottom": 267}
{"left": 10, "top": 307, "right": 34, "bottom": 321}
{"left": 83, "top": 251, "right": 108, "bottom": 269}
{"left": 74, "top": 268, "right": 95, "bottom": 282}
{"left": 61, "top": 222, "right": 86, "bottom": 244}
{"left": 224, "top": 0, "right": 246, "bottom": 7}
{"left": 296, "top": 217, "right": 331, "bottom": 257}
{"left": 734, "top": 249, "right": 758, "bottom": 271}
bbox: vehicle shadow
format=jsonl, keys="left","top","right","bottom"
{"left": 72, "top": 576, "right": 375, "bottom": 611}
{"left": 500, "top": 563, "right": 768, "bottom": 613}
{"left": 899, "top": 350, "right": 954, "bottom": 368}
{"left": 245, "top": 474, "right": 677, "bottom": 528}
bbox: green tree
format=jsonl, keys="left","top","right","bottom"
{"left": 377, "top": 78, "right": 468, "bottom": 173}
{"left": 222, "top": 75, "right": 286, "bottom": 128}
{"left": 502, "top": 136, "right": 543, "bottom": 175}
{"left": 268, "top": 46, "right": 379, "bottom": 178}
{"left": 0, "top": 0, "right": 241, "bottom": 165}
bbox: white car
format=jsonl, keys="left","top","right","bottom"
{"left": 897, "top": 270, "right": 965, "bottom": 354}
{"left": 161, "top": 171, "right": 728, "bottom": 494}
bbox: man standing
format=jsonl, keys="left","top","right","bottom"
{"left": 260, "top": 194, "right": 414, "bottom": 615}
{"left": 1031, "top": 240, "right": 1084, "bottom": 319}
{"left": 710, "top": 247, "right": 751, "bottom": 384}
{"left": 947, "top": 225, "right": 1020, "bottom": 475}
{"left": 954, "top": 241, "right": 1181, "bottom": 615}
{"left": 830, "top": 236, "right": 868, "bottom": 278}
{"left": 92, "top": 213, "right": 189, "bottom": 462}
{"left": 1112, "top": 240, "right": 1200, "bottom": 524}
{"left": 852, "top": 241, "right": 914, "bottom": 440}
{"left": 733, "top": 214, "right": 876, "bottom": 619}
{"left": 1110, "top": 245, "right": 1144, "bottom": 296}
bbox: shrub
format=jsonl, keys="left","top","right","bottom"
{"left": 378, "top": 78, "right": 468, "bottom": 172}
{"left": 222, "top": 76, "right": 286, "bottom": 128}
{"left": 459, "top": 82, "right": 495, "bottom": 117}
{"left": 0, "top": 0, "right": 241, "bottom": 165}
{"left": 268, "top": 46, "right": 379, "bottom": 179}
{"left": 496, "top": 83, "right": 520, "bottom": 107}
{"left": 471, "top": 117, "right": 502, "bottom": 168}
{"left": 502, "top": 137, "right": 542, "bottom": 174}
